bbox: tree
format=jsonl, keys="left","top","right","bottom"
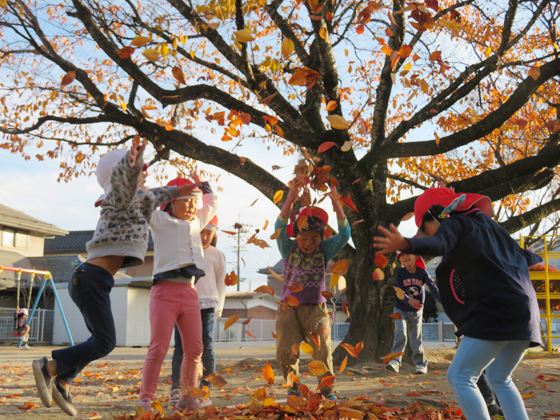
{"left": 1, "top": 0, "right": 560, "bottom": 364}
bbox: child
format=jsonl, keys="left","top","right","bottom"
{"left": 275, "top": 182, "right": 350, "bottom": 401}
{"left": 374, "top": 187, "right": 542, "bottom": 420}
{"left": 138, "top": 174, "right": 218, "bottom": 414}
{"left": 169, "top": 215, "right": 226, "bottom": 408}
{"left": 14, "top": 307, "right": 31, "bottom": 349}
{"left": 386, "top": 252, "right": 441, "bottom": 374}
{"left": 32, "top": 141, "right": 197, "bottom": 417}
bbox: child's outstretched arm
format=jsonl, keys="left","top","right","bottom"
{"left": 192, "top": 171, "right": 218, "bottom": 227}
{"left": 425, "top": 272, "right": 442, "bottom": 304}
{"left": 323, "top": 185, "right": 351, "bottom": 261}
{"left": 275, "top": 182, "right": 299, "bottom": 259}
{"left": 110, "top": 139, "right": 146, "bottom": 209}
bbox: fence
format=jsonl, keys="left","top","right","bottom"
{"left": 422, "top": 322, "right": 457, "bottom": 342}
{"left": 0, "top": 308, "right": 54, "bottom": 343}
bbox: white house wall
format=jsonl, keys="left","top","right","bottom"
{"left": 125, "top": 287, "right": 152, "bottom": 346}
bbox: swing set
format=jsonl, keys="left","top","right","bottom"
{"left": 0, "top": 265, "right": 74, "bottom": 348}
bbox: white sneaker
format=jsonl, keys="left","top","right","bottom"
{"left": 200, "top": 398, "right": 212, "bottom": 408}
{"left": 385, "top": 362, "right": 399, "bottom": 373}
{"left": 22, "top": 345, "right": 30, "bottom": 350}
{"left": 168, "top": 389, "right": 181, "bottom": 409}
{"left": 415, "top": 366, "right": 428, "bottom": 374}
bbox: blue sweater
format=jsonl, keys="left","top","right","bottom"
{"left": 409, "top": 209, "right": 543, "bottom": 346}
{"left": 394, "top": 267, "right": 441, "bottom": 312}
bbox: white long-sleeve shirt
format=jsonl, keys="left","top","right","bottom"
{"left": 196, "top": 246, "right": 227, "bottom": 317}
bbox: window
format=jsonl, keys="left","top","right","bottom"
{"left": 2, "top": 228, "right": 15, "bottom": 247}
{"left": 15, "top": 232, "right": 29, "bottom": 248}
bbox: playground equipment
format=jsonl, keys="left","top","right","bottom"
{"left": 520, "top": 235, "right": 560, "bottom": 355}
{"left": 0, "top": 266, "right": 74, "bottom": 348}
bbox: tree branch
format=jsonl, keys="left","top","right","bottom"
{"left": 501, "top": 198, "right": 560, "bottom": 234}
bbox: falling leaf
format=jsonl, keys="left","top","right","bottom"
{"left": 281, "top": 39, "right": 295, "bottom": 57}
{"left": 254, "top": 285, "right": 275, "bottom": 295}
{"left": 297, "top": 215, "right": 309, "bottom": 231}
{"left": 172, "top": 66, "right": 186, "bottom": 84}
{"left": 308, "top": 360, "right": 328, "bottom": 376}
{"left": 429, "top": 51, "right": 442, "bottom": 61}
{"left": 381, "top": 351, "right": 404, "bottom": 365}
{"left": 341, "top": 343, "right": 359, "bottom": 358}
{"left": 547, "top": 120, "right": 560, "bottom": 133}
{"left": 285, "top": 295, "right": 301, "bottom": 306}
{"left": 311, "top": 333, "right": 321, "bottom": 349}
{"left": 324, "top": 226, "right": 333, "bottom": 239}
{"left": 355, "top": 341, "right": 363, "bottom": 355}
{"left": 372, "top": 268, "right": 385, "bottom": 281}
{"left": 342, "top": 301, "right": 350, "bottom": 317}
{"left": 268, "top": 266, "right": 284, "bottom": 281}
{"left": 260, "top": 91, "right": 279, "bottom": 104}
{"left": 329, "top": 259, "right": 350, "bottom": 275}
{"left": 263, "top": 362, "right": 275, "bottom": 384}
{"left": 292, "top": 343, "right": 300, "bottom": 355}
{"left": 61, "top": 71, "right": 76, "bottom": 87}
{"left": 300, "top": 343, "right": 314, "bottom": 355}
{"left": 338, "top": 356, "right": 348, "bottom": 375}
{"left": 319, "top": 26, "right": 328, "bottom": 39}
{"left": 326, "top": 101, "right": 338, "bottom": 111}
{"left": 270, "top": 228, "right": 283, "bottom": 240}
{"left": 221, "top": 230, "right": 237, "bottom": 235}
{"left": 321, "top": 290, "right": 334, "bottom": 298}
{"left": 389, "top": 313, "right": 402, "bottom": 320}
{"left": 225, "top": 270, "right": 239, "bottom": 286}
{"left": 142, "top": 48, "right": 160, "bottom": 62}
{"left": 341, "top": 141, "right": 352, "bottom": 152}
{"left": 272, "top": 332, "right": 278, "bottom": 339}
{"left": 239, "top": 112, "right": 251, "bottom": 124}
{"left": 356, "top": 24, "right": 365, "bottom": 35}
{"left": 358, "top": 118, "right": 368, "bottom": 135}
{"left": 118, "top": 46, "right": 135, "bottom": 59}
{"left": 288, "top": 283, "right": 304, "bottom": 293}
{"left": 288, "top": 67, "right": 321, "bottom": 89}
{"left": 224, "top": 314, "right": 240, "bottom": 331}
{"left": 273, "top": 190, "right": 284, "bottom": 204}
{"left": 247, "top": 198, "right": 259, "bottom": 207}
{"left": 131, "top": 36, "right": 152, "bottom": 47}
{"left": 242, "top": 316, "right": 252, "bottom": 325}
{"left": 375, "top": 254, "right": 388, "bottom": 269}
{"left": 318, "top": 141, "right": 338, "bottom": 152}
{"left": 243, "top": 330, "right": 256, "bottom": 339}
{"left": 527, "top": 65, "right": 540, "bottom": 80}
{"left": 262, "top": 220, "right": 269, "bottom": 230}
{"left": 326, "top": 115, "right": 350, "bottom": 130}
{"left": 253, "top": 387, "right": 267, "bottom": 401}
{"left": 394, "top": 286, "right": 406, "bottom": 299}
{"left": 316, "top": 375, "right": 335, "bottom": 390}
{"left": 234, "top": 30, "right": 256, "bottom": 42}
{"left": 340, "top": 195, "right": 359, "bottom": 212}
{"left": 188, "top": 386, "right": 210, "bottom": 400}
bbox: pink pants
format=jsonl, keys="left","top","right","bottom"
{"left": 139, "top": 281, "right": 202, "bottom": 401}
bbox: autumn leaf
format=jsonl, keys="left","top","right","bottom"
{"left": 247, "top": 198, "right": 259, "bottom": 207}
{"left": 285, "top": 295, "right": 301, "bottom": 306}
{"left": 61, "top": 71, "right": 76, "bottom": 87}
{"left": 547, "top": 120, "right": 560, "bottom": 133}
{"left": 300, "top": 343, "right": 314, "bottom": 355}
{"left": 326, "top": 115, "right": 350, "bottom": 130}
{"left": 288, "top": 67, "right": 321, "bottom": 89}
{"left": 206, "top": 373, "right": 227, "bottom": 388}
{"left": 308, "top": 360, "right": 328, "bottom": 376}
{"left": 288, "top": 283, "right": 304, "bottom": 293}
{"left": 341, "top": 343, "right": 359, "bottom": 358}
{"left": 429, "top": 51, "right": 442, "bottom": 61}
{"left": 268, "top": 266, "right": 284, "bottom": 281}
{"left": 225, "top": 270, "right": 239, "bottom": 286}
{"left": 358, "top": 118, "right": 368, "bottom": 135}
{"left": 375, "top": 253, "right": 388, "bottom": 269}
{"left": 318, "top": 141, "right": 338, "bottom": 152}
{"left": 273, "top": 190, "right": 284, "bottom": 204}
{"left": 143, "top": 48, "right": 160, "bottom": 61}
{"left": 270, "top": 228, "right": 283, "bottom": 240}
{"left": 243, "top": 330, "right": 256, "bottom": 339}
{"left": 224, "top": 314, "right": 239, "bottom": 331}
{"left": 172, "top": 66, "right": 186, "bottom": 84}
{"left": 297, "top": 215, "right": 309, "bottom": 231}
{"left": 118, "top": 46, "right": 135, "bottom": 59}
{"left": 254, "top": 285, "right": 275, "bottom": 295}
{"left": 325, "top": 226, "right": 333, "bottom": 239}
{"left": 222, "top": 230, "right": 237, "bottom": 235}
{"left": 372, "top": 268, "right": 385, "bottom": 280}
{"left": 187, "top": 386, "right": 210, "bottom": 400}
{"left": 342, "top": 301, "right": 349, "bottom": 317}
{"left": 260, "top": 91, "right": 278, "bottom": 104}
{"left": 319, "top": 27, "right": 328, "bottom": 40}
{"left": 381, "top": 351, "right": 404, "bottom": 365}
{"left": 326, "top": 100, "right": 337, "bottom": 111}
{"left": 242, "top": 316, "right": 252, "bottom": 325}
{"left": 520, "top": 392, "right": 535, "bottom": 399}
{"left": 287, "top": 394, "right": 306, "bottom": 409}
{"left": 263, "top": 362, "right": 275, "bottom": 384}
{"left": 281, "top": 39, "right": 295, "bottom": 57}
{"left": 311, "top": 332, "right": 321, "bottom": 349}
{"left": 321, "top": 290, "right": 334, "bottom": 299}
{"left": 341, "top": 141, "right": 353, "bottom": 152}
{"left": 389, "top": 313, "right": 402, "bottom": 320}
{"left": 316, "top": 375, "right": 335, "bottom": 390}
{"left": 340, "top": 194, "right": 359, "bottom": 212}
{"left": 338, "top": 408, "right": 365, "bottom": 418}
{"left": 338, "top": 356, "right": 348, "bottom": 374}
{"left": 398, "top": 45, "right": 412, "bottom": 58}
{"left": 131, "top": 36, "right": 153, "bottom": 47}
{"left": 234, "top": 30, "right": 256, "bottom": 42}
{"left": 253, "top": 387, "right": 267, "bottom": 401}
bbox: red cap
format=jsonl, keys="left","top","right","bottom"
{"left": 205, "top": 215, "right": 219, "bottom": 231}
{"left": 397, "top": 252, "right": 426, "bottom": 269}
{"left": 160, "top": 177, "right": 201, "bottom": 211}
{"left": 287, "top": 206, "right": 329, "bottom": 238}
{"left": 414, "top": 187, "right": 493, "bottom": 228}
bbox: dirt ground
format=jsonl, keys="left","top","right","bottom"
{"left": 1, "top": 345, "right": 560, "bottom": 419}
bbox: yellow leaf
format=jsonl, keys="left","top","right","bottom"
{"left": 326, "top": 100, "right": 337, "bottom": 111}
{"left": 341, "top": 141, "right": 352, "bottom": 152}
{"left": 270, "top": 228, "right": 283, "bottom": 240}
{"left": 484, "top": 46, "right": 492, "bottom": 57}
{"left": 273, "top": 190, "right": 284, "bottom": 204}
{"left": 319, "top": 27, "right": 328, "bottom": 40}
{"left": 187, "top": 386, "right": 210, "bottom": 400}
{"left": 394, "top": 287, "right": 406, "bottom": 300}
{"left": 234, "top": 30, "right": 256, "bottom": 43}
{"left": 300, "top": 343, "right": 314, "bottom": 355}
{"left": 308, "top": 360, "right": 328, "bottom": 376}
{"left": 143, "top": 48, "right": 160, "bottom": 62}
{"left": 326, "top": 115, "right": 350, "bottom": 130}
{"left": 337, "top": 408, "right": 365, "bottom": 418}
{"left": 131, "top": 36, "right": 153, "bottom": 48}
{"left": 263, "top": 397, "right": 275, "bottom": 406}
{"left": 206, "top": 373, "right": 227, "bottom": 388}
{"left": 263, "top": 362, "right": 275, "bottom": 384}
{"left": 0, "top": 0, "right": 7, "bottom": 8}
{"left": 330, "top": 259, "right": 350, "bottom": 275}
{"left": 224, "top": 314, "right": 240, "bottom": 331}
{"left": 268, "top": 266, "right": 284, "bottom": 281}
{"left": 281, "top": 39, "right": 295, "bottom": 57}
{"left": 329, "top": 273, "right": 340, "bottom": 289}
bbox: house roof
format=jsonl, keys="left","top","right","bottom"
{"left": 257, "top": 260, "right": 284, "bottom": 275}
{"left": 226, "top": 291, "right": 275, "bottom": 299}
{"left": 45, "top": 230, "right": 154, "bottom": 254}
{"left": 0, "top": 204, "right": 68, "bottom": 236}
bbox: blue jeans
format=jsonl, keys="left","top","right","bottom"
{"left": 447, "top": 337, "right": 529, "bottom": 420}
{"left": 389, "top": 308, "right": 427, "bottom": 369}
{"left": 52, "top": 263, "right": 117, "bottom": 383}
{"left": 172, "top": 308, "right": 215, "bottom": 390}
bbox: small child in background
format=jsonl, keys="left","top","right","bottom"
{"left": 138, "top": 174, "right": 218, "bottom": 414}
{"left": 14, "top": 307, "right": 31, "bottom": 349}
{"left": 32, "top": 140, "right": 194, "bottom": 417}
{"left": 386, "top": 252, "right": 441, "bottom": 375}
{"left": 275, "top": 181, "right": 350, "bottom": 401}
{"left": 169, "top": 216, "right": 226, "bottom": 408}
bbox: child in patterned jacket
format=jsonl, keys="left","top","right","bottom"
{"left": 32, "top": 140, "right": 200, "bottom": 417}
{"left": 274, "top": 180, "right": 350, "bottom": 401}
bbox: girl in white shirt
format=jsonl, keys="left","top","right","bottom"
{"left": 138, "top": 174, "right": 218, "bottom": 414}
{"left": 169, "top": 216, "right": 227, "bottom": 408}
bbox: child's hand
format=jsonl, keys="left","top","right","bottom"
{"left": 408, "top": 298, "right": 423, "bottom": 310}
{"left": 129, "top": 137, "right": 147, "bottom": 168}
{"left": 190, "top": 171, "right": 204, "bottom": 184}
{"left": 177, "top": 182, "right": 202, "bottom": 197}
{"left": 286, "top": 180, "right": 301, "bottom": 203}
{"left": 373, "top": 224, "right": 411, "bottom": 254}
{"left": 329, "top": 184, "right": 339, "bottom": 203}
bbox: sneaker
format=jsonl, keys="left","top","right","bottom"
{"left": 168, "top": 389, "right": 181, "bottom": 409}
{"left": 52, "top": 379, "right": 77, "bottom": 416}
{"left": 175, "top": 396, "right": 200, "bottom": 413}
{"left": 385, "top": 362, "right": 399, "bottom": 373}
{"left": 199, "top": 398, "right": 212, "bottom": 408}
{"left": 22, "top": 345, "right": 30, "bottom": 350}
{"left": 415, "top": 366, "right": 428, "bottom": 375}
{"left": 137, "top": 398, "right": 153, "bottom": 415}
{"left": 324, "top": 392, "right": 337, "bottom": 401}
{"left": 32, "top": 357, "right": 54, "bottom": 407}
{"left": 287, "top": 386, "right": 302, "bottom": 398}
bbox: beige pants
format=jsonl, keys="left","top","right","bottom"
{"left": 275, "top": 303, "right": 334, "bottom": 389}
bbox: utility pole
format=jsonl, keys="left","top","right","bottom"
{"left": 236, "top": 224, "right": 241, "bottom": 292}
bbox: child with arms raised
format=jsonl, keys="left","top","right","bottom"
{"left": 138, "top": 174, "right": 218, "bottom": 414}
{"left": 386, "top": 252, "right": 441, "bottom": 375}
{"left": 275, "top": 181, "right": 350, "bottom": 401}
{"left": 32, "top": 140, "right": 198, "bottom": 416}
{"left": 374, "top": 187, "right": 542, "bottom": 420}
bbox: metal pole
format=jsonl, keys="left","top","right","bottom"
{"left": 18, "top": 277, "right": 47, "bottom": 348}
{"left": 237, "top": 226, "right": 241, "bottom": 292}
{"left": 50, "top": 277, "right": 75, "bottom": 346}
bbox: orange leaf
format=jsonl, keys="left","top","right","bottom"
{"left": 272, "top": 332, "right": 278, "bottom": 339}
{"left": 406, "top": 392, "right": 421, "bottom": 396}
{"left": 319, "top": 27, "right": 328, "bottom": 40}
{"left": 527, "top": 66, "right": 540, "bottom": 80}
{"left": 61, "top": 71, "right": 76, "bottom": 87}
{"left": 547, "top": 120, "right": 560, "bottom": 133}
{"left": 118, "top": 46, "right": 135, "bottom": 59}
{"left": 221, "top": 230, "right": 237, "bottom": 235}
{"left": 263, "top": 362, "right": 275, "bottom": 384}
{"left": 318, "top": 141, "right": 338, "bottom": 152}
{"left": 242, "top": 316, "right": 252, "bottom": 325}
{"left": 268, "top": 266, "right": 284, "bottom": 281}
{"left": 321, "top": 290, "right": 334, "bottom": 299}
{"left": 355, "top": 341, "right": 364, "bottom": 355}
{"left": 225, "top": 270, "right": 239, "bottom": 286}
{"left": 398, "top": 45, "right": 412, "bottom": 58}
{"left": 285, "top": 295, "right": 300, "bottom": 306}
{"left": 254, "top": 285, "right": 275, "bottom": 295}
{"left": 329, "top": 259, "right": 350, "bottom": 275}
{"left": 131, "top": 36, "right": 152, "bottom": 47}
{"left": 253, "top": 387, "right": 267, "bottom": 401}
{"left": 263, "top": 220, "right": 269, "bottom": 230}
{"left": 338, "top": 356, "right": 348, "bottom": 374}
{"left": 338, "top": 408, "right": 365, "bottom": 418}
{"left": 260, "top": 91, "right": 279, "bottom": 104}
{"left": 270, "top": 228, "right": 283, "bottom": 240}
{"left": 394, "top": 286, "right": 406, "bottom": 299}
{"left": 224, "top": 314, "right": 239, "bottom": 331}
{"left": 300, "top": 343, "right": 314, "bottom": 355}
{"left": 326, "top": 100, "right": 338, "bottom": 111}
{"left": 341, "top": 343, "right": 359, "bottom": 358}
{"left": 389, "top": 313, "right": 402, "bottom": 320}
{"left": 291, "top": 343, "right": 299, "bottom": 355}
{"left": 311, "top": 333, "right": 321, "bottom": 350}
{"left": 206, "top": 373, "right": 227, "bottom": 388}
{"left": 358, "top": 118, "right": 368, "bottom": 135}
{"left": 375, "top": 254, "right": 388, "bottom": 269}
{"left": 297, "top": 215, "right": 309, "bottom": 231}
{"left": 382, "top": 351, "right": 404, "bottom": 365}
{"left": 429, "top": 51, "right": 442, "bottom": 61}
{"left": 340, "top": 194, "right": 359, "bottom": 212}
{"left": 240, "top": 112, "right": 251, "bottom": 124}
{"left": 243, "top": 330, "right": 256, "bottom": 339}
{"left": 288, "top": 283, "right": 304, "bottom": 293}
{"left": 325, "top": 226, "right": 333, "bottom": 239}
{"left": 356, "top": 24, "right": 365, "bottom": 35}
{"left": 342, "top": 301, "right": 349, "bottom": 317}
{"left": 372, "top": 268, "right": 385, "bottom": 280}
{"left": 521, "top": 392, "right": 535, "bottom": 399}
{"left": 281, "top": 39, "right": 295, "bottom": 57}
{"left": 316, "top": 375, "right": 336, "bottom": 390}
{"left": 172, "top": 66, "right": 186, "bottom": 84}
{"left": 308, "top": 360, "right": 328, "bottom": 376}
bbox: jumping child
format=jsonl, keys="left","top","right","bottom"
{"left": 374, "top": 187, "right": 542, "bottom": 420}
{"left": 386, "top": 252, "right": 441, "bottom": 375}
{"left": 275, "top": 181, "right": 350, "bottom": 401}
{"left": 138, "top": 174, "right": 218, "bottom": 414}
{"left": 14, "top": 307, "right": 31, "bottom": 349}
{"left": 169, "top": 215, "right": 226, "bottom": 408}
{"left": 32, "top": 141, "right": 197, "bottom": 417}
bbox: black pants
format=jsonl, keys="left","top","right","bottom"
{"left": 52, "top": 263, "right": 117, "bottom": 383}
